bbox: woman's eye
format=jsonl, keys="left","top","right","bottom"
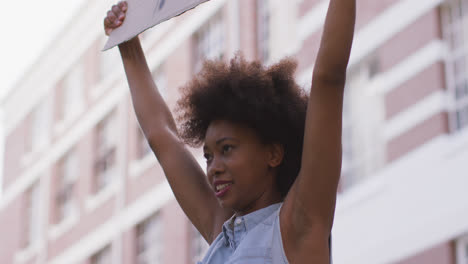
{"left": 204, "top": 153, "right": 212, "bottom": 161}
{"left": 222, "top": 145, "right": 233, "bottom": 154}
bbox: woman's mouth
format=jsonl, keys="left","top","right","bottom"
{"left": 215, "top": 183, "right": 232, "bottom": 198}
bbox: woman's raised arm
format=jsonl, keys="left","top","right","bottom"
{"left": 104, "top": 1, "right": 233, "bottom": 243}
{"left": 280, "top": 0, "right": 356, "bottom": 262}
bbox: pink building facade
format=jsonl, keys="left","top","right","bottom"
{"left": 1, "top": 0, "right": 467, "bottom": 263}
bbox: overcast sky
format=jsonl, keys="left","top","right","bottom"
{"left": 0, "top": 0, "right": 87, "bottom": 198}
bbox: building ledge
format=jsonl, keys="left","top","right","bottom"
{"left": 85, "top": 180, "right": 120, "bottom": 213}
{"left": 21, "top": 143, "right": 49, "bottom": 168}
{"left": 14, "top": 242, "right": 40, "bottom": 264}
{"left": 48, "top": 208, "right": 79, "bottom": 241}
{"left": 53, "top": 107, "right": 84, "bottom": 136}
{"left": 332, "top": 127, "right": 468, "bottom": 264}
{"left": 128, "top": 153, "right": 157, "bottom": 179}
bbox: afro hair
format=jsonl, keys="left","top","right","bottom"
{"left": 176, "top": 54, "right": 308, "bottom": 198}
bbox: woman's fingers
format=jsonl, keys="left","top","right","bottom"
{"left": 112, "top": 4, "right": 121, "bottom": 16}
{"left": 104, "top": 1, "right": 128, "bottom": 36}
{"left": 118, "top": 1, "right": 128, "bottom": 12}
{"left": 104, "top": 17, "right": 114, "bottom": 35}
{"left": 107, "top": 10, "right": 117, "bottom": 23}
{"left": 111, "top": 4, "right": 126, "bottom": 24}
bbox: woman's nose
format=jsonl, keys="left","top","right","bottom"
{"left": 207, "top": 156, "right": 224, "bottom": 178}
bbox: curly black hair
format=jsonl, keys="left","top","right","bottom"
{"left": 176, "top": 54, "right": 308, "bottom": 198}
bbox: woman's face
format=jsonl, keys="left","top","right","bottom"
{"left": 203, "top": 120, "right": 283, "bottom": 215}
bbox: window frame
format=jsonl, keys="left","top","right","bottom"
{"left": 135, "top": 212, "right": 163, "bottom": 264}
{"left": 256, "top": 0, "right": 271, "bottom": 64}
{"left": 136, "top": 126, "right": 152, "bottom": 160}
{"left": 91, "top": 245, "right": 112, "bottom": 264}
{"left": 457, "top": 233, "right": 468, "bottom": 264}
{"left": 340, "top": 56, "right": 385, "bottom": 191}
{"left": 23, "top": 181, "right": 40, "bottom": 249}
{"left": 93, "top": 110, "right": 118, "bottom": 194}
{"left": 99, "top": 36, "right": 120, "bottom": 81}
{"left": 61, "top": 60, "right": 85, "bottom": 121}
{"left": 152, "top": 64, "right": 168, "bottom": 100}
{"left": 193, "top": 12, "right": 226, "bottom": 74}
{"left": 30, "top": 97, "right": 53, "bottom": 154}
{"left": 191, "top": 225, "right": 209, "bottom": 263}
{"left": 55, "top": 148, "right": 78, "bottom": 224}
{"left": 441, "top": 0, "right": 468, "bottom": 131}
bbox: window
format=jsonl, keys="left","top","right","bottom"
{"left": 152, "top": 66, "right": 168, "bottom": 100}
{"left": 257, "top": 0, "right": 270, "bottom": 63}
{"left": 28, "top": 98, "right": 52, "bottom": 153}
{"left": 99, "top": 37, "right": 120, "bottom": 80}
{"left": 137, "top": 126, "right": 151, "bottom": 160}
{"left": 456, "top": 234, "right": 468, "bottom": 264}
{"left": 442, "top": 0, "right": 468, "bottom": 131}
{"left": 191, "top": 226, "right": 209, "bottom": 263}
{"left": 94, "top": 111, "right": 117, "bottom": 193}
{"left": 194, "top": 12, "right": 226, "bottom": 73}
{"left": 23, "top": 182, "right": 40, "bottom": 248}
{"left": 340, "top": 58, "right": 384, "bottom": 190}
{"left": 61, "top": 61, "right": 85, "bottom": 120}
{"left": 136, "top": 213, "right": 163, "bottom": 264}
{"left": 91, "top": 245, "right": 112, "bottom": 264}
{"left": 55, "top": 149, "right": 78, "bottom": 223}
{"left": 341, "top": 92, "right": 355, "bottom": 190}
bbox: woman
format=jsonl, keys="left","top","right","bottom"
{"left": 104, "top": 0, "right": 355, "bottom": 263}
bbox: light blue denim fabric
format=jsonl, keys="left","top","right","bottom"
{"left": 197, "top": 203, "right": 288, "bottom": 264}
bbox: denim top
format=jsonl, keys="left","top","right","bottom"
{"left": 197, "top": 203, "right": 288, "bottom": 264}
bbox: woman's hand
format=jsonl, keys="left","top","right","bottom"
{"left": 104, "top": 1, "right": 128, "bottom": 36}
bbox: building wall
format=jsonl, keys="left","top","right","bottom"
{"left": 0, "top": 197, "right": 22, "bottom": 264}
{"left": 397, "top": 242, "right": 455, "bottom": 264}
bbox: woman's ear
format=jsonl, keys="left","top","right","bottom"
{"left": 268, "top": 143, "right": 284, "bottom": 168}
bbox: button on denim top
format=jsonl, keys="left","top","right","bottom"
{"left": 197, "top": 203, "right": 288, "bottom": 264}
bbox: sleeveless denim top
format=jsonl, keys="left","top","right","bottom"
{"left": 197, "top": 203, "right": 288, "bottom": 264}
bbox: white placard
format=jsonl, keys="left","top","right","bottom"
{"left": 103, "top": 0, "right": 209, "bottom": 50}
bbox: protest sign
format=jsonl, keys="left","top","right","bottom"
{"left": 104, "top": 0, "right": 209, "bottom": 50}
